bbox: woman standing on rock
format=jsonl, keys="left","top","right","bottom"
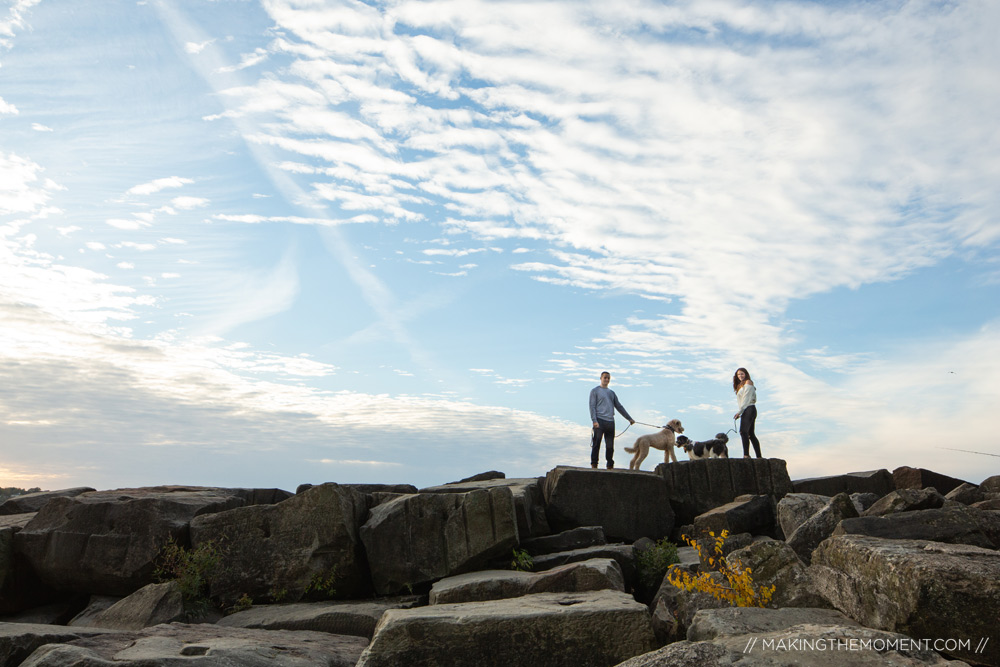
{"left": 733, "top": 367, "right": 762, "bottom": 458}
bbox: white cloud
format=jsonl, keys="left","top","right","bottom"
{"left": 184, "top": 38, "right": 215, "bottom": 54}
{"left": 126, "top": 176, "right": 193, "bottom": 196}
{"left": 0, "top": 97, "right": 18, "bottom": 114}
{"left": 169, "top": 196, "right": 209, "bottom": 210}
{"left": 30, "top": 122, "right": 52, "bottom": 131}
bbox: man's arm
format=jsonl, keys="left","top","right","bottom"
{"left": 613, "top": 393, "right": 634, "bottom": 423}
{"left": 589, "top": 388, "right": 599, "bottom": 425}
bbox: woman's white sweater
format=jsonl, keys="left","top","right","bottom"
{"left": 736, "top": 382, "right": 757, "bottom": 417}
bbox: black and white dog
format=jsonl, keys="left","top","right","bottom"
{"left": 678, "top": 433, "right": 729, "bottom": 460}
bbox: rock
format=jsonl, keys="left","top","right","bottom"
{"left": 658, "top": 458, "right": 792, "bottom": 527}
{"left": 67, "top": 596, "right": 122, "bottom": 627}
{"left": 785, "top": 493, "right": 858, "bottom": 564}
{"left": 1, "top": 516, "right": 59, "bottom": 615}
{"left": 693, "top": 495, "right": 775, "bottom": 538}
{"left": 850, "top": 492, "right": 880, "bottom": 514}
{"left": 686, "top": 606, "right": 861, "bottom": 640}
{"left": 190, "top": 483, "right": 371, "bottom": 605}
{"left": 520, "top": 526, "right": 606, "bottom": 556}
{"left": 420, "top": 477, "right": 549, "bottom": 538}
{"left": 452, "top": 471, "right": 506, "bottom": 483}
{"left": 792, "top": 469, "right": 895, "bottom": 498}
{"left": 892, "top": 466, "right": 968, "bottom": 495}
{"left": 544, "top": 466, "right": 673, "bottom": 542}
{"left": 87, "top": 581, "right": 186, "bottom": 630}
{"left": 834, "top": 505, "right": 1000, "bottom": 549}
{"left": 357, "top": 590, "right": 656, "bottom": 667}
{"left": 811, "top": 535, "right": 1000, "bottom": 666}
{"left": 13, "top": 487, "right": 254, "bottom": 596}
{"left": 0, "top": 599, "right": 89, "bottom": 625}
{"left": 428, "top": 558, "right": 624, "bottom": 604}
{"left": 945, "top": 483, "right": 986, "bottom": 505}
{"left": 617, "top": 623, "right": 964, "bottom": 666}
{"left": 690, "top": 532, "right": 753, "bottom": 569}
{"left": 724, "top": 540, "right": 831, "bottom": 608}
{"left": 981, "top": 475, "right": 1000, "bottom": 495}
{"left": 0, "top": 488, "right": 95, "bottom": 516}
{"left": 863, "top": 488, "right": 946, "bottom": 516}
{"left": 296, "top": 483, "right": 416, "bottom": 496}
{"left": 360, "top": 488, "right": 518, "bottom": 595}
{"left": 218, "top": 596, "right": 424, "bottom": 639}
{"left": 18, "top": 622, "right": 368, "bottom": 667}
{"left": 776, "top": 493, "right": 829, "bottom": 538}
{"left": 648, "top": 565, "right": 728, "bottom": 645}
{"left": 973, "top": 498, "right": 1000, "bottom": 511}
{"left": 0, "top": 623, "right": 122, "bottom": 667}
{"left": 530, "top": 544, "right": 637, "bottom": 588}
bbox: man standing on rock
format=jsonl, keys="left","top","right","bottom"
{"left": 589, "top": 372, "right": 634, "bottom": 470}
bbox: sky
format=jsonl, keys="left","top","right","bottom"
{"left": 2, "top": 0, "right": 999, "bottom": 494}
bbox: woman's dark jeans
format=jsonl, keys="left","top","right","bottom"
{"left": 740, "top": 405, "right": 762, "bottom": 458}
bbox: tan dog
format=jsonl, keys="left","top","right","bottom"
{"left": 624, "top": 419, "right": 684, "bottom": 470}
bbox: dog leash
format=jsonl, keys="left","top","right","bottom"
{"left": 613, "top": 420, "right": 666, "bottom": 437}
{"left": 940, "top": 447, "right": 1000, "bottom": 458}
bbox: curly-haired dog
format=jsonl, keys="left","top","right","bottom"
{"left": 624, "top": 419, "right": 684, "bottom": 470}
{"left": 681, "top": 433, "right": 729, "bottom": 460}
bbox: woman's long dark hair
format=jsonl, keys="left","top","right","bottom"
{"left": 733, "top": 367, "right": 752, "bottom": 393}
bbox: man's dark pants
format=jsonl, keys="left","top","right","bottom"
{"left": 591, "top": 418, "right": 615, "bottom": 466}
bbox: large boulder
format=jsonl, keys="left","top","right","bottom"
{"left": 863, "top": 488, "right": 946, "bottom": 517}
{"left": 420, "top": 477, "right": 550, "bottom": 538}
{"left": 692, "top": 495, "right": 775, "bottom": 538}
{"left": 520, "top": 526, "right": 606, "bottom": 556}
{"left": 980, "top": 475, "right": 1000, "bottom": 495}
{"left": 360, "top": 488, "right": 518, "bottom": 595}
{"left": 428, "top": 558, "right": 624, "bottom": 604}
{"left": 12, "top": 487, "right": 253, "bottom": 596}
{"left": 0, "top": 623, "right": 122, "bottom": 667}
{"left": 834, "top": 505, "right": 1000, "bottom": 549}
{"left": 356, "top": 590, "right": 656, "bottom": 667}
{"left": 776, "top": 493, "right": 830, "bottom": 538}
{"left": 17, "top": 622, "right": 367, "bottom": 667}
{"left": 0, "top": 489, "right": 95, "bottom": 516}
{"left": 725, "top": 540, "right": 831, "bottom": 608}
{"left": 1, "top": 515, "right": 59, "bottom": 615}
{"left": 945, "top": 483, "right": 986, "bottom": 505}
{"left": 190, "top": 483, "right": 371, "bottom": 605}
{"left": 529, "top": 544, "right": 637, "bottom": 588}
{"left": 86, "top": 581, "right": 186, "bottom": 631}
{"left": 685, "top": 606, "right": 861, "bottom": 641}
{"left": 892, "top": 466, "right": 968, "bottom": 495}
{"left": 811, "top": 535, "right": 1000, "bottom": 666}
{"left": 648, "top": 565, "right": 728, "bottom": 645}
{"left": 218, "top": 596, "right": 424, "bottom": 639}
{"left": 791, "top": 469, "right": 894, "bottom": 498}
{"left": 657, "top": 458, "right": 792, "bottom": 527}
{"left": 785, "top": 492, "right": 858, "bottom": 564}
{"left": 544, "top": 467, "right": 673, "bottom": 541}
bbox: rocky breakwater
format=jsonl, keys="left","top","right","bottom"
{"left": 0, "top": 462, "right": 997, "bottom": 667}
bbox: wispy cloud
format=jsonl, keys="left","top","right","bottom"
{"left": 126, "top": 176, "right": 194, "bottom": 197}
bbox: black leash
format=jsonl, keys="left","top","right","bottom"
{"left": 941, "top": 447, "right": 1000, "bottom": 459}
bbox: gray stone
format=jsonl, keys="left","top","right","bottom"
{"left": 520, "top": 526, "right": 606, "bottom": 556}
{"left": 87, "top": 581, "right": 186, "bottom": 631}
{"left": 13, "top": 487, "right": 252, "bottom": 596}
{"left": 218, "top": 596, "right": 424, "bottom": 639}
{"left": 981, "top": 475, "right": 1000, "bottom": 495}
{"left": 420, "top": 477, "right": 549, "bottom": 538}
{"left": 357, "top": 590, "right": 656, "bottom": 667}
{"left": 0, "top": 489, "right": 95, "bottom": 516}
{"left": 863, "top": 488, "right": 946, "bottom": 516}
{"left": 451, "top": 471, "right": 505, "bottom": 483}
{"left": 530, "top": 544, "right": 637, "bottom": 588}
{"left": 725, "top": 540, "right": 831, "bottom": 608}
{"left": 296, "top": 483, "right": 416, "bottom": 496}
{"left": 544, "top": 466, "right": 673, "bottom": 542}
{"left": 776, "top": 493, "right": 829, "bottom": 538}
{"left": 428, "top": 558, "right": 624, "bottom": 604}
{"left": 67, "top": 596, "right": 122, "bottom": 627}
{"left": 835, "top": 505, "right": 1000, "bottom": 549}
{"left": 690, "top": 532, "right": 753, "bottom": 570}
{"left": 786, "top": 492, "right": 858, "bottom": 564}
{"left": 973, "top": 497, "right": 1000, "bottom": 511}
{"left": 892, "top": 466, "right": 969, "bottom": 495}
{"left": 811, "top": 534, "right": 1000, "bottom": 666}
{"left": 360, "top": 488, "right": 518, "bottom": 595}
{"left": 648, "top": 566, "right": 728, "bottom": 645}
{"left": 18, "top": 622, "right": 367, "bottom": 667}
{"left": 945, "top": 483, "right": 986, "bottom": 505}
{"left": 686, "top": 606, "right": 861, "bottom": 640}
{"left": 1, "top": 515, "right": 58, "bottom": 615}
{"left": 0, "top": 623, "right": 122, "bottom": 667}
{"left": 658, "top": 458, "right": 792, "bottom": 527}
{"left": 850, "top": 492, "right": 880, "bottom": 514}
{"left": 792, "top": 469, "right": 894, "bottom": 498}
{"left": 693, "top": 495, "right": 775, "bottom": 537}
{"left": 190, "top": 483, "right": 371, "bottom": 605}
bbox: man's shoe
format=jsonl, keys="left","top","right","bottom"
{"left": 591, "top": 463, "right": 598, "bottom": 469}
{"left": 606, "top": 463, "right": 614, "bottom": 469}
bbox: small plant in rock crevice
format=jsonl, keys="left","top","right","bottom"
{"left": 153, "top": 537, "right": 225, "bottom": 618}
{"left": 510, "top": 548, "right": 534, "bottom": 572}
{"left": 636, "top": 537, "right": 680, "bottom": 591}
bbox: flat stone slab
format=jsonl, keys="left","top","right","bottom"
{"left": 218, "top": 596, "right": 424, "bottom": 639}
{"left": 530, "top": 544, "right": 636, "bottom": 585}
{"left": 686, "top": 606, "right": 862, "bottom": 641}
{"left": 357, "top": 590, "right": 656, "bottom": 667}
{"left": 0, "top": 623, "right": 122, "bottom": 667}
{"left": 791, "top": 470, "right": 894, "bottom": 498}
{"left": 520, "top": 526, "right": 606, "bottom": 556}
{"left": 428, "top": 558, "right": 624, "bottom": 604}
{"left": 18, "top": 622, "right": 367, "bottom": 667}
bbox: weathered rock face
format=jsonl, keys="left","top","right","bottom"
{"left": 1, "top": 515, "right": 59, "bottom": 615}
{"left": 0, "top": 489, "right": 95, "bottom": 516}
{"left": 529, "top": 544, "right": 637, "bottom": 590}
{"left": 520, "top": 526, "right": 606, "bottom": 556}
{"left": 981, "top": 475, "right": 1000, "bottom": 495}
{"left": 12, "top": 487, "right": 252, "bottom": 596}
{"left": 648, "top": 566, "right": 728, "bottom": 645}
{"left": 811, "top": 535, "right": 1000, "bottom": 666}
{"left": 357, "top": 590, "right": 656, "bottom": 667}
{"left": 791, "top": 469, "right": 895, "bottom": 498}
{"left": 776, "top": 493, "right": 830, "bottom": 538}
{"left": 428, "top": 558, "right": 624, "bottom": 605}
{"left": 420, "top": 477, "right": 550, "bottom": 538}
{"left": 863, "top": 488, "right": 946, "bottom": 516}
{"left": 892, "top": 466, "right": 968, "bottom": 495}
{"left": 0, "top": 623, "right": 122, "bottom": 667}
{"left": 543, "top": 467, "right": 674, "bottom": 542}
{"left": 685, "top": 606, "right": 861, "bottom": 641}
{"left": 693, "top": 495, "right": 775, "bottom": 538}
{"left": 658, "top": 458, "right": 792, "bottom": 528}
{"left": 360, "top": 488, "right": 518, "bottom": 596}
{"left": 725, "top": 540, "right": 831, "bottom": 609}
{"left": 86, "top": 581, "right": 186, "bottom": 631}
{"left": 786, "top": 492, "right": 858, "bottom": 564}
{"left": 218, "top": 596, "right": 425, "bottom": 639}
{"left": 190, "top": 483, "right": 371, "bottom": 605}
{"left": 17, "top": 622, "right": 368, "bottom": 667}
{"left": 945, "top": 483, "right": 986, "bottom": 505}
{"left": 834, "top": 505, "right": 1000, "bottom": 549}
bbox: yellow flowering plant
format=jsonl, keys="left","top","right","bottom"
{"left": 665, "top": 529, "right": 775, "bottom": 608}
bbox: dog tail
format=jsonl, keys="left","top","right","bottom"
{"left": 623, "top": 445, "right": 637, "bottom": 453}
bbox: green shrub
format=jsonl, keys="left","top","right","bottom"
{"left": 510, "top": 548, "right": 534, "bottom": 572}
{"left": 154, "top": 538, "right": 224, "bottom": 617}
{"left": 636, "top": 537, "right": 680, "bottom": 590}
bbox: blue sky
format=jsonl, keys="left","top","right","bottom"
{"left": 2, "top": 0, "right": 999, "bottom": 492}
